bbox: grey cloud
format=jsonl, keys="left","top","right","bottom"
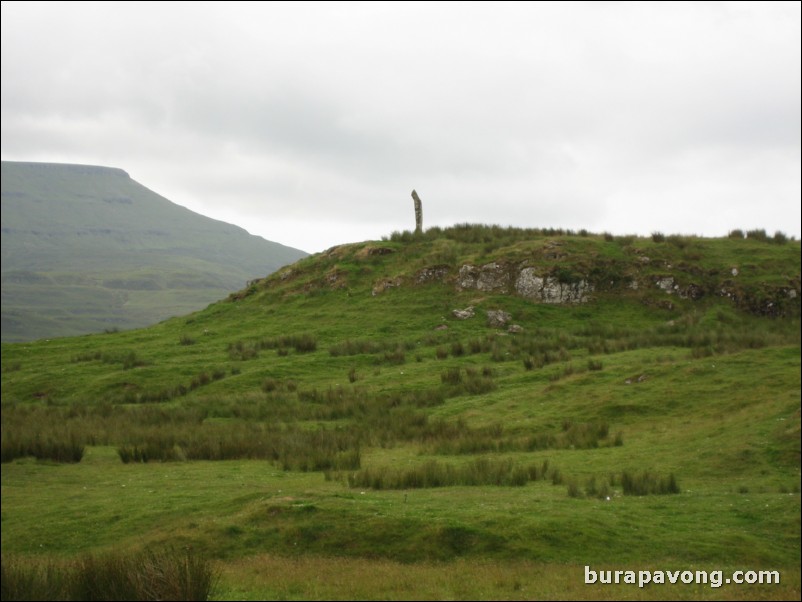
{"left": 2, "top": 1, "right": 799, "bottom": 253}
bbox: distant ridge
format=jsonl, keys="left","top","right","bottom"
{"left": 3, "top": 161, "right": 130, "bottom": 177}
{"left": 1, "top": 161, "right": 307, "bottom": 341}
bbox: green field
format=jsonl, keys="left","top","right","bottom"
{"left": 2, "top": 226, "right": 800, "bottom": 600}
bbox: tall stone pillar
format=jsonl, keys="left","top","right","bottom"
{"left": 411, "top": 189, "right": 423, "bottom": 234}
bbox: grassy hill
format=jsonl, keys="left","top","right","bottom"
{"left": 1, "top": 225, "right": 800, "bottom": 600}
{"left": 0, "top": 161, "right": 307, "bottom": 342}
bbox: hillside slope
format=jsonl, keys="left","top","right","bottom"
{"left": 0, "top": 161, "right": 307, "bottom": 342}
{"left": 1, "top": 226, "right": 800, "bottom": 599}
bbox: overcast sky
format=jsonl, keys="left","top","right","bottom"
{"left": 2, "top": 1, "right": 800, "bottom": 254}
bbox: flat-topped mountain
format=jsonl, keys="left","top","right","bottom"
{"left": 0, "top": 161, "right": 307, "bottom": 341}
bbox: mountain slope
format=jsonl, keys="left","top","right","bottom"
{"left": 0, "top": 161, "right": 307, "bottom": 341}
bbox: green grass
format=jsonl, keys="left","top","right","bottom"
{"left": 1, "top": 227, "right": 800, "bottom": 599}
{"left": 212, "top": 555, "right": 800, "bottom": 601}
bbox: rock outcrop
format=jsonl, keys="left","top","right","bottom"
{"left": 457, "top": 263, "right": 510, "bottom": 292}
{"left": 514, "top": 268, "right": 593, "bottom": 304}
{"left": 323, "top": 238, "right": 799, "bottom": 318}
{"left": 455, "top": 262, "right": 593, "bottom": 304}
{"left": 416, "top": 265, "right": 451, "bottom": 284}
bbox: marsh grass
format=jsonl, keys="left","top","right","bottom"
{"left": 71, "top": 349, "right": 147, "bottom": 369}
{"left": 345, "top": 457, "right": 539, "bottom": 489}
{"left": 620, "top": 470, "right": 680, "bottom": 496}
{"left": 0, "top": 548, "right": 216, "bottom": 601}
{"left": 1, "top": 432, "right": 84, "bottom": 463}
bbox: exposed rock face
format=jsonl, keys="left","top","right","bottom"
{"left": 458, "top": 263, "right": 510, "bottom": 292}
{"left": 718, "top": 282, "right": 801, "bottom": 316}
{"left": 476, "top": 263, "right": 511, "bottom": 292}
{"left": 416, "top": 265, "right": 451, "bottom": 284}
{"left": 652, "top": 276, "right": 704, "bottom": 300}
{"left": 414, "top": 256, "right": 798, "bottom": 315}
{"left": 515, "top": 268, "right": 592, "bottom": 303}
{"left": 263, "top": 236, "right": 799, "bottom": 320}
{"left": 456, "top": 264, "right": 481, "bottom": 289}
{"left": 545, "top": 279, "right": 591, "bottom": 303}
{"left": 514, "top": 268, "right": 542, "bottom": 298}
{"left": 455, "top": 263, "right": 592, "bottom": 303}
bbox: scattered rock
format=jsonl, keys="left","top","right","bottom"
{"left": 416, "top": 265, "right": 451, "bottom": 284}
{"left": 625, "top": 374, "right": 647, "bottom": 384}
{"left": 367, "top": 246, "right": 395, "bottom": 257}
{"left": 371, "top": 277, "right": 403, "bottom": 296}
{"left": 452, "top": 306, "right": 475, "bottom": 320}
{"left": 326, "top": 268, "right": 345, "bottom": 286}
{"left": 434, "top": 324, "right": 449, "bottom": 331}
{"left": 355, "top": 245, "right": 396, "bottom": 259}
{"left": 656, "top": 277, "right": 676, "bottom": 294}
{"left": 486, "top": 309, "right": 512, "bottom": 328}
{"left": 507, "top": 324, "right": 524, "bottom": 333}
{"left": 731, "top": 267, "right": 739, "bottom": 277}
{"left": 679, "top": 283, "right": 704, "bottom": 300}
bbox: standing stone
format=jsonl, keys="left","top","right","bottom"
{"left": 411, "top": 189, "right": 423, "bottom": 234}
